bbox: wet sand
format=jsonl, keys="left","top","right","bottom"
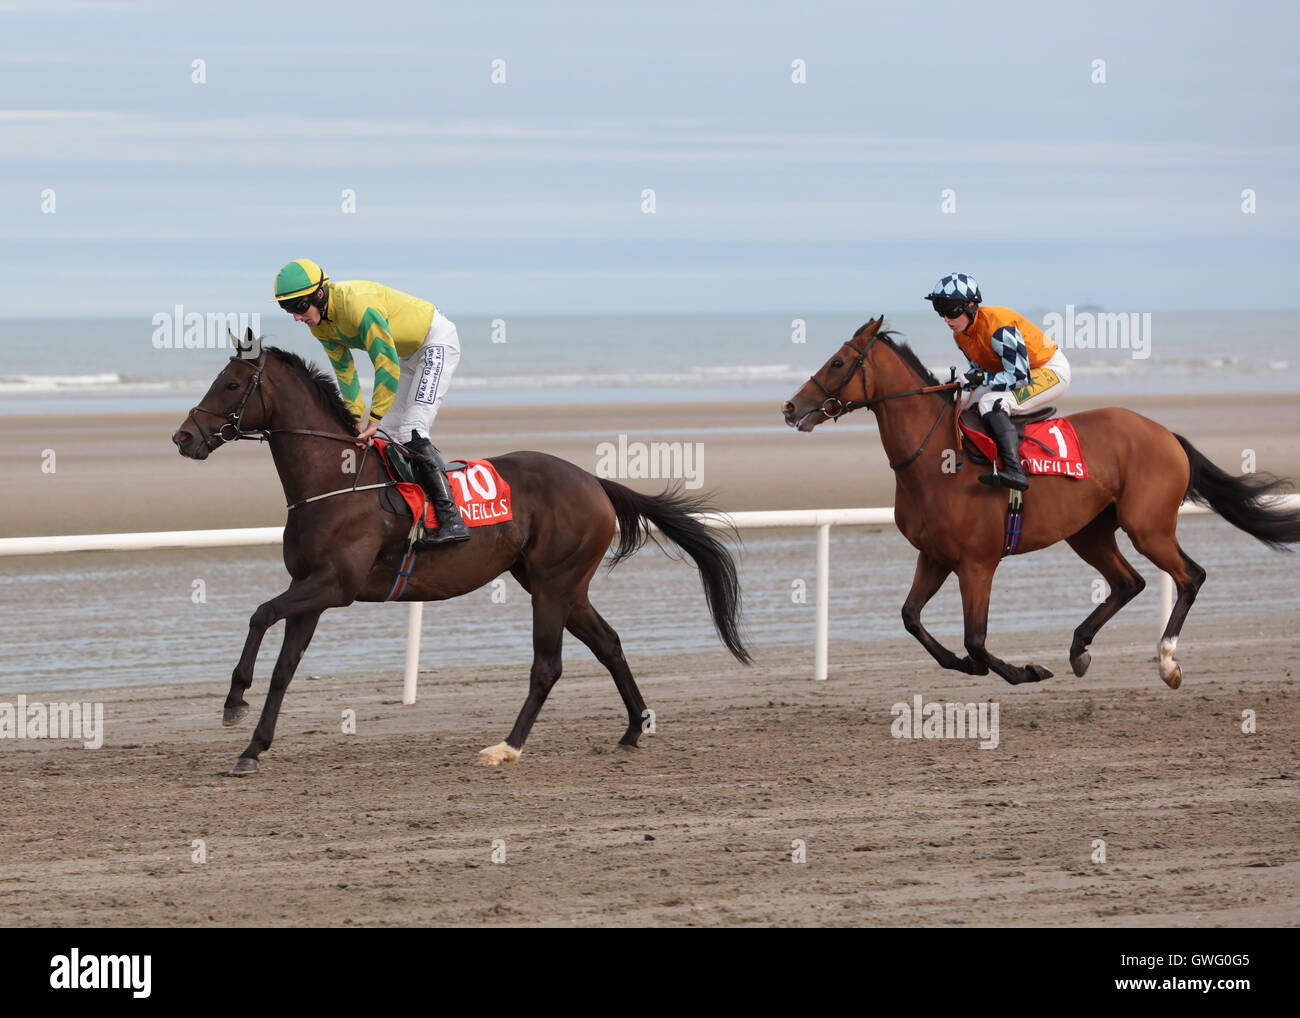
{"left": 2, "top": 393, "right": 1298, "bottom": 538}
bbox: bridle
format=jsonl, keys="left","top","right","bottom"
{"left": 186, "top": 350, "right": 273, "bottom": 450}
{"left": 184, "top": 350, "right": 403, "bottom": 509}
{"left": 805, "top": 333, "right": 964, "bottom": 471}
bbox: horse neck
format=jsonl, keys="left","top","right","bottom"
{"left": 867, "top": 347, "right": 951, "bottom": 484}
{"left": 263, "top": 364, "right": 375, "bottom": 506}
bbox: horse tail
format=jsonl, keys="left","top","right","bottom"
{"left": 597, "top": 479, "right": 750, "bottom": 664}
{"left": 1174, "top": 434, "right": 1300, "bottom": 551}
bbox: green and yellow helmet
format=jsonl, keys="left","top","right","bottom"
{"left": 273, "top": 258, "right": 329, "bottom": 312}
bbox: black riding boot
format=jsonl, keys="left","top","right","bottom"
{"left": 978, "top": 408, "right": 1029, "bottom": 491}
{"left": 406, "top": 434, "right": 470, "bottom": 546}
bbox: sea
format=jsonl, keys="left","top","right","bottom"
{"left": 2, "top": 311, "right": 1297, "bottom": 416}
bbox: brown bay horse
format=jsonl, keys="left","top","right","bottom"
{"left": 173, "top": 339, "right": 749, "bottom": 774}
{"left": 782, "top": 317, "right": 1300, "bottom": 687}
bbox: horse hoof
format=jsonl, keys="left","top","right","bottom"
{"left": 617, "top": 740, "right": 640, "bottom": 751}
{"left": 1024, "top": 664, "right": 1053, "bottom": 683}
{"left": 1158, "top": 638, "right": 1182, "bottom": 689}
{"left": 1070, "top": 652, "right": 1091, "bottom": 677}
{"left": 222, "top": 703, "right": 249, "bottom": 726}
{"left": 474, "top": 742, "right": 521, "bottom": 767}
{"left": 228, "top": 757, "right": 259, "bottom": 776}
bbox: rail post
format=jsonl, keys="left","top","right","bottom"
{"left": 403, "top": 601, "right": 423, "bottom": 704}
{"left": 815, "top": 522, "right": 830, "bottom": 681}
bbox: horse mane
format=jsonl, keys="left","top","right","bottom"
{"left": 262, "top": 345, "right": 358, "bottom": 430}
{"left": 852, "top": 320, "right": 941, "bottom": 387}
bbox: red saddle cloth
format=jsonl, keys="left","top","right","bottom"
{"left": 373, "top": 440, "right": 514, "bottom": 529}
{"left": 959, "top": 417, "right": 1088, "bottom": 479}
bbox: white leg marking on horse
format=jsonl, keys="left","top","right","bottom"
{"left": 475, "top": 741, "right": 521, "bottom": 767}
{"left": 1158, "top": 636, "right": 1182, "bottom": 688}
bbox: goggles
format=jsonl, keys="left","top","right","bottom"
{"left": 932, "top": 298, "right": 970, "bottom": 320}
{"left": 278, "top": 294, "right": 314, "bottom": 315}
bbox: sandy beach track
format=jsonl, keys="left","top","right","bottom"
{"left": 2, "top": 616, "right": 1295, "bottom": 928}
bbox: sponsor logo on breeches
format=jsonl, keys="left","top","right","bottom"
{"left": 1012, "top": 368, "right": 1059, "bottom": 404}
{"left": 415, "top": 345, "right": 445, "bottom": 404}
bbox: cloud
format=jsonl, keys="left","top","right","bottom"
{"left": 4, "top": 111, "right": 1297, "bottom": 174}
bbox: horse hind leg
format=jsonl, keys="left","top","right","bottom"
{"left": 1065, "top": 509, "right": 1147, "bottom": 677}
{"left": 1126, "top": 529, "right": 1205, "bottom": 689}
{"left": 476, "top": 587, "right": 571, "bottom": 766}
{"left": 566, "top": 600, "right": 648, "bottom": 748}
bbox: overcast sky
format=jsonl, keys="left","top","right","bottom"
{"left": 2, "top": 0, "right": 1297, "bottom": 315}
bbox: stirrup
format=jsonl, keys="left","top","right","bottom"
{"left": 979, "top": 467, "right": 1029, "bottom": 491}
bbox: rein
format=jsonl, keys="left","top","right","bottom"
{"left": 185, "top": 352, "right": 413, "bottom": 509}
{"left": 806, "top": 335, "right": 964, "bottom": 471}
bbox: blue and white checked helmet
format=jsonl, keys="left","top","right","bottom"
{"left": 924, "top": 272, "right": 982, "bottom": 305}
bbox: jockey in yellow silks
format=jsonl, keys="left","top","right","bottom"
{"left": 925, "top": 272, "right": 1071, "bottom": 491}
{"left": 273, "top": 258, "right": 468, "bottom": 545}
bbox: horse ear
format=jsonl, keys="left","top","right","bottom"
{"left": 855, "top": 315, "right": 884, "bottom": 342}
{"left": 245, "top": 326, "right": 255, "bottom": 343}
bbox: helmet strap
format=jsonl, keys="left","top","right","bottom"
{"left": 313, "top": 282, "right": 330, "bottom": 320}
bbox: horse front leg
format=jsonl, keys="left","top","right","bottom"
{"left": 222, "top": 570, "right": 349, "bottom": 726}
{"left": 956, "top": 559, "right": 1054, "bottom": 685}
{"left": 229, "top": 610, "right": 323, "bottom": 775}
{"left": 224, "top": 599, "right": 280, "bottom": 725}
{"left": 901, "top": 551, "right": 987, "bottom": 675}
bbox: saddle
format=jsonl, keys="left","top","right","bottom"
{"left": 378, "top": 442, "right": 468, "bottom": 486}
{"left": 959, "top": 405, "right": 1057, "bottom": 466}
{"left": 372, "top": 441, "right": 468, "bottom": 518}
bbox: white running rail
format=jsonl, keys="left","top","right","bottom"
{"left": 3, "top": 497, "right": 1296, "bottom": 697}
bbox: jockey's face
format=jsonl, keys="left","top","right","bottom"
{"left": 293, "top": 305, "right": 322, "bottom": 326}
{"left": 933, "top": 297, "right": 974, "bottom": 333}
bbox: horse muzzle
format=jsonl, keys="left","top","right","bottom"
{"left": 782, "top": 399, "right": 828, "bottom": 432}
{"left": 172, "top": 426, "right": 213, "bottom": 460}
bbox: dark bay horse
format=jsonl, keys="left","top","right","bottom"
{"left": 782, "top": 316, "right": 1300, "bottom": 687}
{"left": 173, "top": 338, "right": 749, "bottom": 774}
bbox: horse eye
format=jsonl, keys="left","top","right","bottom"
{"left": 226, "top": 381, "right": 240, "bottom": 390}
{"left": 831, "top": 358, "right": 844, "bottom": 369}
